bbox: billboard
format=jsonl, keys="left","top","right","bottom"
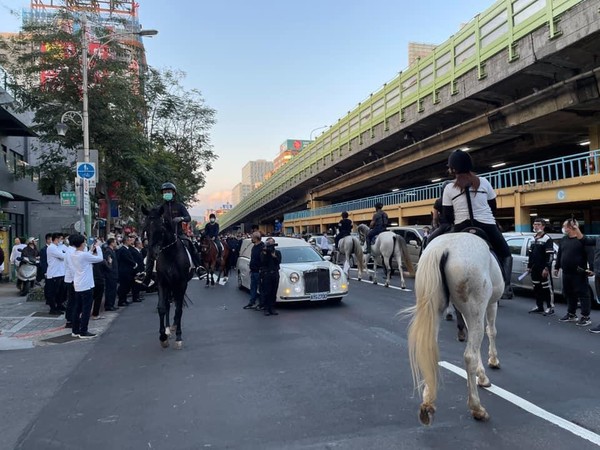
{"left": 279, "top": 139, "right": 312, "bottom": 153}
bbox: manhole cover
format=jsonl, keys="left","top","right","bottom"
{"left": 31, "top": 312, "right": 62, "bottom": 318}
{"left": 41, "top": 334, "right": 79, "bottom": 344}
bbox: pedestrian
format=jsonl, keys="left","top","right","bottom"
{"left": 63, "top": 235, "right": 77, "bottom": 328}
{"left": 45, "top": 233, "right": 67, "bottom": 314}
{"left": 37, "top": 233, "right": 52, "bottom": 284}
{"left": 273, "top": 218, "right": 282, "bottom": 236}
{"left": 91, "top": 238, "right": 109, "bottom": 319}
{"left": 9, "top": 237, "right": 26, "bottom": 283}
{"left": 319, "top": 232, "right": 330, "bottom": 256}
{"left": 117, "top": 234, "right": 137, "bottom": 307}
{"left": 527, "top": 218, "right": 555, "bottom": 315}
{"left": 102, "top": 237, "right": 119, "bottom": 311}
{"left": 70, "top": 234, "right": 103, "bottom": 339}
{"left": 242, "top": 232, "right": 264, "bottom": 310}
{"left": 442, "top": 149, "right": 513, "bottom": 299}
{"left": 259, "top": 237, "right": 281, "bottom": 316}
{"left": 334, "top": 211, "right": 352, "bottom": 250}
{"left": 553, "top": 218, "right": 595, "bottom": 326}
{"left": 130, "top": 237, "right": 145, "bottom": 303}
{"left": 590, "top": 236, "right": 600, "bottom": 334}
{"left": 366, "top": 203, "right": 389, "bottom": 254}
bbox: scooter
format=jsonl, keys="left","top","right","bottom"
{"left": 16, "top": 254, "right": 39, "bottom": 297}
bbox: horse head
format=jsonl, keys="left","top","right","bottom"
{"left": 142, "top": 206, "right": 174, "bottom": 253}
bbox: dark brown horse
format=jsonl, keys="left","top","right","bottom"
{"left": 198, "top": 237, "right": 230, "bottom": 286}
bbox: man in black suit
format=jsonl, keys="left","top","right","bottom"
{"left": 116, "top": 234, "right": 138, "bottom": 307}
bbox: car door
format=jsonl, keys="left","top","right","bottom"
{"left": 403, "top": 230, "right": 422, "bottom": 268}
{"left": 506, "top": 236, "right": 528, "bottom": 289}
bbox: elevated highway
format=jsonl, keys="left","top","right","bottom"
{"left": 220, "top": 0, "right": 600, "bottom": 233}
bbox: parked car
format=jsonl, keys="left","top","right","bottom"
{"left": 386, "top": 225, "right": 429, "bottom": 269}
{"left": 308, "top": 235, "right": 334, "bottom": 255}
{"left": 503, "top": 232, "right": 600, "bottom": 308}
{"left": 236, "top": 236, "right": 349, "bottom": 303}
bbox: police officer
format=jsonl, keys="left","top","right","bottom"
{"left": 366, "top": 203, "right": 388, "bottom": 254}
{"left": 335, "top": 211, "right": 353, "bottom": 250}
{"left": 203, "top": 213, "right": 223, "bottom": 257}
{"left": 260, "top": 237, "right": 281, "bottom": 316}
{"left": 140, "top": 182, "right": 201, "bottom": 287}
{"left": 527, "top": 218, "right": 555, "bottom": 315}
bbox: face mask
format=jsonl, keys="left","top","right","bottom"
{"left": 210, "top": 218, "right": 215, "bottom": 223}
{"left": 163, "top": 192, "right": 173, "bottom": 201}
{"left": 562, "top": 227, "right": 568, "bottom": 235}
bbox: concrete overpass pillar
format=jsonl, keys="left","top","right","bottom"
{"left": 589, "top": 125, "right": 600, "bottom": 149}
{"left": 513, "top": 191, "right": 531, "bottom": 232}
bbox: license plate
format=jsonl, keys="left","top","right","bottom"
{"left": 309, "top": 292, "right": 328, "bottom": 300}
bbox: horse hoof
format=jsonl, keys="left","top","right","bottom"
{"left": 488, "top": 360, "right": 501, "bottom": 370}
{"left": 160, "top": 340, "right": 170, "bottom": 348}
{"left": 400, "top": 284, "right": 406, "bottom": 289}
{"left": 165, "top": 327, "right": 171, "bottom": 336}
{"left": 472, "top": 408, "right": 489, "bottom": 421}
{"left": 477, "top": 377, "right": 491, "bottom": 388}
{"left": 385, "top": 283, "right": 390, "bottom": 288}
{"left": 457, "top": 330, "right": 467, "bottom": 342}
{"left": 175, "top": 341, "right": 183, "bottom": 350}
{"left": 419, "top": 403, "right": 436, "bottom": 426}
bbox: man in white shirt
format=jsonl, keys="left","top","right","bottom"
{"left": 62, "top": 236, "right": 77, "bottom": 329}
{"left": 45, "top": 233, "right": 67, "bottom": 314}
{"left": 70, "top": 234, "right": 103, "bottom": 339}
{"left": 319, "top": 233, "right": 331, "bottom": 257}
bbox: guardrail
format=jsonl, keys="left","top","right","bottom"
{"left": 284, "top": 149, "right": 600, "bottom": 220}
{"left": 221, "top": 0, "right": 584, "bottom": 228}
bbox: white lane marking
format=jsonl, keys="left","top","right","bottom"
{"left": 439, "top": 361, "right": 600, "bottom": 447}
{"left": 348, "top": 277, "right": 412, "bottom": 292}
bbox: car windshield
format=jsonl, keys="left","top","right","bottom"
{"left": 279, "top": 246, "right": 323, "bottom": 264}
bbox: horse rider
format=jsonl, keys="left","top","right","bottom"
{"left": 203, "top": 213, "right": 223, "bottom": 258}
{"left": 335, "top": 211, "right": 353, "bottom": 250}
{"left": 139, "top": 182, "right": 202, "bottom": 287}
{"left": 441, "top": 149, "right": 513, "bottom": 298}
{"left": 366, "top": 202, "right": 388, "bottom": 254}
{"left": 421, "top": 180, "right": 453, "bottom": 251}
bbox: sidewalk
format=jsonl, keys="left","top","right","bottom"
{"left": 0, "top": 282, "right": 119, "bottom": 351}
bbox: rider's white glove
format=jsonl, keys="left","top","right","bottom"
{"left": 173, "top": 216, "right": 183, "bottom": 223}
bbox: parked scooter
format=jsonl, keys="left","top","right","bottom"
{"left": 16, "top": 253, "right": 39, "bottom": 297}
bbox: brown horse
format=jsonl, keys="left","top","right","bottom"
{"left": 198, "top": 237, "right": 230, "bottom": 286}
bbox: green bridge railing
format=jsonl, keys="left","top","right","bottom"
{"left": 221, "top": 0, "right": 583, "bottom": 228}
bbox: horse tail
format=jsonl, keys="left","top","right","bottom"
{"left": 394, "top": 235, "right": 415, "bottom": 276}
{"left": 353, "top": 237, "right": 366, "bottom": 273}
{"left": 406, "top": 247, "right": 449, "bottom": 406}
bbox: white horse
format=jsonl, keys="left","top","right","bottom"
{"left": 405, "top": 232, "right": 504, "bottom": 424}
{"left": 357, "top": 224, "right": 414, "bottom": 288}
{"left": 336, "top": 235, "right": 366, "bottom": 281}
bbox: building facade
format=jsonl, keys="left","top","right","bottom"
{"left": 241, "top": 160, "right": 273, "bottom": 190}
{"left": 231, "top": 182, "right": 251, "bottom": 206}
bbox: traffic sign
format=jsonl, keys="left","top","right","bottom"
{"left": 76, "top": 162, "right": 96, "bottom": 180}
{"left": 60, "top": 191, "right": 77, "bottom": 207}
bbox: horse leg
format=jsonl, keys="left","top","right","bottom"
{"left": 165, "top": 300, "right": 171, "bottom": 338}
{"left": 371, "top": 256, "right": 378, "bottom": 285}
{"left": 456, "top": 307, "right": 467, "bottom": 342}
{"left": 211, "top": 269, "right": 215, "bottom": 286}
{"left": 157, "top": 289, "right": 169, "bottom": 348}
{"left": 384, "top": 256, "right": 392, "bottom": 288}
{"left": 462, "top": 310, "right": 489, "bottom": 421}
{"left": 486, "top": 300, "right": 500, "bottom": 369}
{"left": 173, "top": 294, "right": 184, "bottom": 350}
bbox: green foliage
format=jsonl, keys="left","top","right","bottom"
{"left": 0, "top": 10, "right": 217, "bottom": 220}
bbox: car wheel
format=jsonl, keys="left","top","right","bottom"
{"left": 237, "top": 270, "right": 244, "bottom": 290}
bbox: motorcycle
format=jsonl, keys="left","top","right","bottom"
{"left": 16, "top": 253, "right": 40, "bottom": 297}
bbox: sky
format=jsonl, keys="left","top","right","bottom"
{"left": 0, "top": 0, "right": 495, "bottom": 219}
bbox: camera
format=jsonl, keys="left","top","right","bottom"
{"left": 265, "top": 242, "right": 278, "bottom": 250}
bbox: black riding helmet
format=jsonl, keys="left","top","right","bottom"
{"left": 161, "top": 182, "right": 177, "bottom": 192}
{"left": 447, "top": 150, "right": 473, "bottom": 174}
{"left": 375, "top": 202, "right": 384, "bottom": 209}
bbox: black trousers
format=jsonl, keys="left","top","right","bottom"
{"left": 531, "top": 267, "right": 553, "bottom": 310}
{"left": 562, "top": 272, "right": 590, "bottom": 316}
{"left": 260, "top": 272, "right": 279, "bottom": 312}
{"left": 45, "top": 276, "right": 65, "bottom": 310}
{"left": 64, "top": 281, "right": 75, "bottom": 323}
{"left": 104, "top": 277, "right": 117, "bottom": 310}
{"left": 117, "top": 274, "right": 134, "bottom": 305}
{"left": 92, "top": 280, "right": 105, "bottom": 316}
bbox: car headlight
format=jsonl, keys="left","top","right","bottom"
{"left": 332, "top": 269, "right": 342, "bottom": 280}
{"left": 289, "top": 272, "right": 300, "bottom": 283}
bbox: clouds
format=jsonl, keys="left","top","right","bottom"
{"left": 189, "top": 190, "right": 232, "bottom": 219}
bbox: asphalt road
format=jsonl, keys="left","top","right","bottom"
{"left": 4, "top": 270, "right": 600, "bottom": 450}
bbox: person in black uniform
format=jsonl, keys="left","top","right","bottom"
{"left": 335, "top": 211, "right": 353, "bottom": 250}
{"left": 259, "top": 237, "right": 281, "bottom": 316}
{"left": 554, "top": 218, "right": 595, "bottom": 326}
{"left": 527, "top": 218, "right": 555, "bottom": 315}
{"left": 203, "top": 213, "right": 223, "bottom": 257}
{"left": 140, "top": 182, "right": 201, "bottom": 287}
{"left": 117, "top": 234, "right": 138, "bottom": 306}
{"left": 366, "top": 203, "right": 388, "bottom": 254}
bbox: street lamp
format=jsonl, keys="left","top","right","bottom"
{"left": 310, "top": 125, "right": 328, "bottom": 141}
{"left": 56, "top": 15, "right": 158, "bottom": 238}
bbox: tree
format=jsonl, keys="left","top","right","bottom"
{"left": 0, "top": 9, "right": 216, "bottom": 221}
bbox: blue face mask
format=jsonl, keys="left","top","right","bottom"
{"left": 163, "top": 192, "right": 173, "bottom": 201}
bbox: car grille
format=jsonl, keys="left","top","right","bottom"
{"left": 304, "top": 269, "right": 330, "bottom": 293}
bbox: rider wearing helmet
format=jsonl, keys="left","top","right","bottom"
{"left": 335, "top": 211, "right": 353, "bottom": 250}
{"left": 442, "top": 149, "right": 513, "bottom": 298}
{"left": 139, "top": 182, "right": 202, "bottom": 287}
{"left": 366, "top": 202, "right": 388, "bottom": 254}
{"left": 203, "top": 213, "right": 223, "bottom": 257}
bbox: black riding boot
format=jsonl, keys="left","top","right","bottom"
{"left": 139, "top": 255, "right": 155, "bottom": 288}
{"left": 500, "top": 255, "right": 513, "bottom": 299}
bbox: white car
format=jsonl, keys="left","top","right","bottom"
{"left": 236, "top": 236, "right": 349, "bottom": 303}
